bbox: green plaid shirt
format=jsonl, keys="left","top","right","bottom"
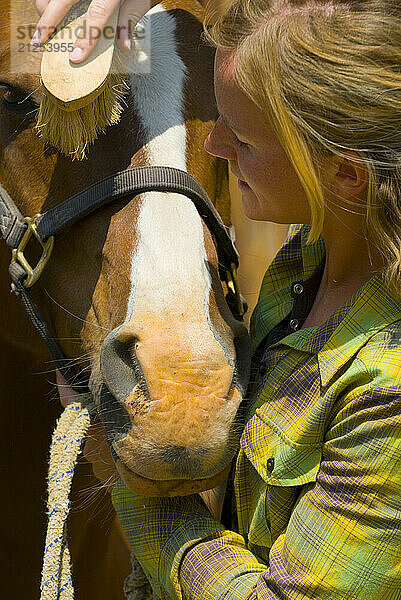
{"left": 112, "top": 224, "right": 401, "bottom": 600}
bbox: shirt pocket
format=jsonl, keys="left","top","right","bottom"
{"left": 241, "top": 411, "right": 322, "bottom": 484}
{"left": 241, "top": 412, "right": 322, "bottom": 544}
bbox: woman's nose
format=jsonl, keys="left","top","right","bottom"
{"left": 204, "top": 119, "right": 236, "bottom": 161}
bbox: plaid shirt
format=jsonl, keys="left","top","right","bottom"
{"left": 112, "top": 224, "right": 401, "bottom": 600}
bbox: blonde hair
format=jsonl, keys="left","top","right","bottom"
{"left": 204, "top": 0, "right": 401, "bottom": 295}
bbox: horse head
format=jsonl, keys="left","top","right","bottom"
{"left": 0, "top": 0, "right": 250, "bottom": 497}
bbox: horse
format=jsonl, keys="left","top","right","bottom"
{"left": 0, "top": 1, "right": 250, "bottom": 598}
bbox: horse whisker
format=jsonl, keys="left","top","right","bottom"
{"left": 44, "top": 288, "right": 110, "bottom": 332}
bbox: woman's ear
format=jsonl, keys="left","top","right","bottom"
{"left": 330, "top": 151, "right": 368, "bottom": 200}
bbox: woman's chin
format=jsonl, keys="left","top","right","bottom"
{"left": 240, "top": 191, "right": 293, "bottom": 223}
{"left": 240, "top": 192, "right": 267, "bottom": 221}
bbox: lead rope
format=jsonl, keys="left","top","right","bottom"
{"left": 39, "top": 397, "right": 94, "bottom": 600}
{"left": 39, "top": 395, "right": 155, "bottom": 600}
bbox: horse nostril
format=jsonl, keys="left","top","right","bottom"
{"left": 115, "top": 323, "right": 140, "bottom": 346}
{"left": 100, "top": 327, "right": 146, "bottom": 402}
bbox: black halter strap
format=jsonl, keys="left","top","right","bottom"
{"left": 36, "top": 167, "right": 238, "bottom": 273}
{"left": 1, "top": 166, "right": 246, "bottom": 394}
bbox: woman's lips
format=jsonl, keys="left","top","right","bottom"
{"left": 238, "top": 178, "right": 250, "bottom": 190}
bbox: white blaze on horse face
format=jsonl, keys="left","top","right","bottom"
{"left": 127, "top": 3, "right": 211, "bottom": 320}
{"left": 113, "top": 5, "right": 240, "bottom": 476}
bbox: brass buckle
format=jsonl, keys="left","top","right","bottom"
{"left": 226, "top": 262, "right": 245, "bottom": 318}
{"left": 11, "top": 215, "right": 54, "bottom": 288}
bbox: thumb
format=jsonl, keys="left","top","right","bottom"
{"left": 56, "top": 370, "right": 79, "bottom": 407}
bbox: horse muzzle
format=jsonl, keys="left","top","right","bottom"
{"left": 98, "top": 317, "right": 249, "bottom": 495}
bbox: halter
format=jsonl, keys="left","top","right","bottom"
{"left": 0, "top": 165, "right": 246, "bottom": 395}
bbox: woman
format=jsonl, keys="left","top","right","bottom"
{"left": 38, "top": 0, "right": 401, "bottom": 598}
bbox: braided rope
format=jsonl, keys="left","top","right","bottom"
{"left": 40, "top": 399, "right": 93, "bottom": 600}
{"left": 39, "top": 395, "right": 155, "bottom": 600}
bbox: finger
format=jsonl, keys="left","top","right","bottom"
{"left": 116, "top": 0, "right": 151, "bottom": 52}
{"left": 82, "top": 420, "right": 109, "bottom": 462}
{"left": 56, "top": 370, "right": 79, "bottom": 407}
{"left": 200, "top": 481, "right": 227, "bottom": 521}
{"left": 69, "top": 0, "right": 121, "bottom": 63}
{"left": 31, "top": 0, "right": 77, "bottom": 45}
{"left": 83, "top": 419, "right": 117, "bottom": 486}
{"left": 35, "top": 0, "right": 50, "bottom": 17}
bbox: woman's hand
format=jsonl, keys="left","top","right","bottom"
{"left": 56, "top": 370, "right": 117, "bottom": 488}
{"left": 111, "top": 478, "right": 222, "bottom": 599}
{"left": 31, "top": 0, "right": 155, "bottom": 62}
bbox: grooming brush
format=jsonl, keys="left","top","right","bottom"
{"left": 36, "top": 0, "right": 130, "bottom": 160}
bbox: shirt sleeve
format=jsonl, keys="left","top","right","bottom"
{"left": 182, "top": 385, "right": 401, "bottom": 600}
{"left": 111, "top": 481, "right": 267, "bottom": 600}
{"left": 112, "top": 385, "right": 401, "bottom": 600}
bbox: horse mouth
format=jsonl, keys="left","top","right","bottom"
{"left": 116, "top": 458, "right": 232, "bottom": 497}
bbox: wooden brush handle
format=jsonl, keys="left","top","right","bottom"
{"left": 40, "top": 5, "right": 120, "bottom": 110}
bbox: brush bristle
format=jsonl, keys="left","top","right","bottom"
{"left": 35, "top": 73, "right": 129, "bottom": 160}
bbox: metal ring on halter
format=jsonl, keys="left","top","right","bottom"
{"left": 10, "top": 215, "right": 54, "bottom": 288}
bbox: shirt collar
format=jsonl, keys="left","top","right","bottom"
{"left": 277, "top": 274, "right": 401, "bottom": 364}
{"left": 251, "top": 225, "right": 401, "bottom": 386}
{"left": 318, "top": 272, "right": 401, "bottom": 386}
{"left": 278, "top": 272, "right": 401, "bottom": 385}
{"left": 250, "top": 225, "right": 325, "bottom": 351}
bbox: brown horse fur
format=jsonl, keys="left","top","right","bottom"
{"left": 0, "top": 1, "right": 247, "bottom": 598}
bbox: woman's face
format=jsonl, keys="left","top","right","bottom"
{"left": 205, "top": 49, "right": 311, "bottom": 224}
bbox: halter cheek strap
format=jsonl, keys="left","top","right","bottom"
{"left": 2, "top": 166, "right": 247, "bottom": 600}
{"left": 0, "top": 180, "right": 27, "bottom": 247}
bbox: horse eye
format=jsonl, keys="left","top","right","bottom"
{"left": 0, "top": 84, "right": 39, "bottom": 114}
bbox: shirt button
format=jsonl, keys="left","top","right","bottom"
{"left": 289, "top": 318, "right": 299, "bottom": 330}
{"left": 293, "top": 283, "right": 304, "bottom": 294}
{"left": 266, "top": 458, "right": 274, "bottom": 473}
{"left": 259, "top": 361, "right": 267, "bottom": 377}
